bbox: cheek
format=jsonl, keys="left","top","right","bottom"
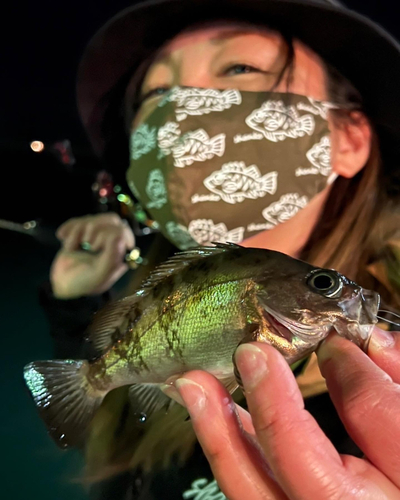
{"left": 276, "top": 41, "right": 328, "bottom": 101}
{"left": 328, "top": 122, "right": 341, "bottom": 167}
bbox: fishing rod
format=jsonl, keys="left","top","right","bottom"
{"left": 0, "top": 216, "right": 151, "bottom": 270}
{"left": 376, "top": 310, "right": 400, "bottom": 328}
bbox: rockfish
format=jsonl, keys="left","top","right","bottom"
{"left": 24, "top": 243, "right": 379, "bottom": 448}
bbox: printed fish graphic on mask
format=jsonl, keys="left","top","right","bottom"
{"left": 157, "top": 122, "right": 181, "bottom": 156}
{"left": 296, "top": 97, "right": 339, "bottom": 120}
{"left": 23, "top": 243, "right": 380, "bottom": 449}
{"left": 188, "top": 219, "right": 244, "bottom": 246}
{"left": 165, "top": 222, "right": 198, "bottom": 250}
{"left": 171, "top": 130, "right": 226, "bottom": 168}
{"left": 146, "top": 169, "right": 168, "bottom": 209}
{"left": 262, "top": 193, "right": 309, "bottom": 227}
{"left": 306, "top": 136, "right": 332, "bottom": 176}
{"left": 162, "top": 87, "right": 242, "bottom": 121}
{"left": 131, "top": 123, "right": 157, "bottom": 159}
{"left": 203, "top": 162, "right": 278, "bottom": 204}
{"left": 245, "top": 100, "right": 315, "bottom": 142}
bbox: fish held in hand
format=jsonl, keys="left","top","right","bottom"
{"left": 23, "top": 243, "right": 379, "bottom": 448}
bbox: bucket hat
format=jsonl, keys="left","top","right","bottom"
{"left": 77, "top": 0, "right": 400, "bottom": 187}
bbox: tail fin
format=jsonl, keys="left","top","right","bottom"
{"left": 23, "top": 360, "right": 104, "bottom": 448}
{"left": 300, "top": 115, "right": 315, "bottom": 136}
{"left": 260, "top": 171, "right": 278, "bottom": 195}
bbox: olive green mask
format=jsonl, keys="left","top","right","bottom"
{"left": 127, "top": 87, "right": 337, "bottom": 249}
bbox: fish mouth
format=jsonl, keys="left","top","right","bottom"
{"left": 263, "top": 311, "right": 296, "bottom": 342}
{"left": 335, "top": 288, "right": 380, "bottom": 350}
{"left": 262, "top": 305, "right": 331, "bottom": 343}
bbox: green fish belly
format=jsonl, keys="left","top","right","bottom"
{"left": 89, "top": 279, "right": 260, "bottom": 390}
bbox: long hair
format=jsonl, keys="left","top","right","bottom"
{"left": 83, "top": 28, "right": 400, "bottom": 484}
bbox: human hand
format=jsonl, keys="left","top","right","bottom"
{"left": 163, "top": 328, "right": 400, "bottom": 499}
{"left": 50, "top": 213, "right": 135, "bottom": 299}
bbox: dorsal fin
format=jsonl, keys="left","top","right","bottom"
{"left": 86, "top": 294, "right": 142, "bottom": 354}
{"left": 87, "top": 243, "right": 239, "bottom": 355}
{"left": 139, "top": 243, "right": 236, "bottom": 290}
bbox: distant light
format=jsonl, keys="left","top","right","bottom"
{"left": 114, "top": 185, "right": 122, "bottom": 193}
{"left": 117, "top": 194, "right": 132, "bottom": 205}
{"left": 99, "top": 188, "right": 108, "bottom": 197}
{"left": 30, "top": 141, "right": 44, "bottom": 153}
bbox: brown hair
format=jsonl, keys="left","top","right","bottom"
{"left": 301, "top": 62, "right": 400, "bottom": 309}
{"left": 84, "top": 27, "right": 400, "bottom": 484}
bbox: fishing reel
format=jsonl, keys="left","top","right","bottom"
{"left": 91, "top": 170, "right": 160, "bottom": 269}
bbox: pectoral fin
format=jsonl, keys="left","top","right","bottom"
{"left": 128, "top": 383, "right": 174, "bottom": 421}
{"left": 218, "top": 374, "right": 239, "bottom": 395}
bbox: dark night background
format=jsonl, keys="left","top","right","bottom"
{"left": 1, "top": 1, "right": 398, "bottom": 498}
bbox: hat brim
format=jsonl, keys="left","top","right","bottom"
{"left": 77, "top": 0, "right": 400, "bottom": 176}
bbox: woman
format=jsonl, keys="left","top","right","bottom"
{"left": 42, "top": 0, "right": 400, "bottom": 498}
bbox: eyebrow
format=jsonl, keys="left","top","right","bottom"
{"left": 155, "top": 28, "right": 260, "bottom": 63}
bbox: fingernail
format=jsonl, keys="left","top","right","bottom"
{"left": 174, "top": 378, "right": 207, "bottom": 416}
{"left": 160, "top": 383, "right": 186, "bottom": 407}
{"left": 234, "top": 344, "right": 268, "bottom": 391}
{"left": 369, "top": 328, "right": 395, "bottom": 352}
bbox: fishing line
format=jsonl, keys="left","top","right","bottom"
{"left": 377, "top": 309, "right": 400, "bottom": 328}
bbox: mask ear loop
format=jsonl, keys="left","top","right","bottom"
{"left": 327, "top": 172, "right": 338, "bottom": 185}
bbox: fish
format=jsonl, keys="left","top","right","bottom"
{"left": 165, "top": 222, "right": 198, "bottom": 250}
{"left": 171, "top": 130, "right": 226, "bottom": 168}
{"left": 306, "top": 136, "right": 332, "bottom": 176}
{"left": 203, "top": 162, "right": 278, "bottom": 204}
{"left": 166, "top": 87, "right": 242, "bottom": 121}
{"left": 245, "top": 100, "right": 315, "bottom": 142}
{"left": 23, "top": 243, "right": 379, "bottom": 449}
{"left": 146, "top": 169, "right": 168, "bottom": 209}
{"left": 130, "top": 123, "right": 157, "bottom": 159}
{"left": 187, "top": 220, "right": 245, "bottom": 246}
{"left": 157, "top": 122, "right": 181, "bottom": 154}
{"left": 262, "top": 193, "right": 309, "bottom": 227}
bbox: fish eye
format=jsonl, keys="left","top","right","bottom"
{"left": 306, "top": 270, "right": 343, "bottom": 298}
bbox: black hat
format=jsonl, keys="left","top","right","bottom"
{"left": 77, "top": 0, "right": 400, "bottom": 185}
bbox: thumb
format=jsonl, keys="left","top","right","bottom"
{"left": 367, "top": 327, "right": 400, "bottom": 383}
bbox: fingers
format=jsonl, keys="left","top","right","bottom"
{"left": 97, "top": 232, "right": 130, "bottom": 278}
{"left": 318, "top": 334, "right": 400, "bottom": 488}
{"left": 234, "top": 342, "right": 352, "bottom": 500}
{"left": 170, "top": 371, "right": 287, "bottom": 500}
{"left": 367, "top": 327, "right": 400, "bottom": 383}
{"left": 57, "top": 213, "right": 121, "bottom": 239}
{"left": 56, "top": 213, "right": 135, "bottom": 253}
{"left": 84, "top": 220, "right": 135, "bottom": 252}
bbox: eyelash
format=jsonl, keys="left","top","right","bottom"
{"left": 139, "top": 64, "right": 262, "bottom": 103}
{"left": 221, "top": 63, "right": 261, "bottom": 76}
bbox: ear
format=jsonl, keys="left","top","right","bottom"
{"left": 330, "top": 112, "right": 372, "bottom": 178}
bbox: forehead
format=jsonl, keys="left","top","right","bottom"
{"left": 155, "top": 21, "right": 284, "bottom": 59}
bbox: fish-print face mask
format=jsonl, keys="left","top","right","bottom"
{"left": 126, "top": 86, "right": 338, "bottom": 249}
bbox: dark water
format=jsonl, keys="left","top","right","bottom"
{"left": 1, "top": 232, "right": 88, "bottom": 500}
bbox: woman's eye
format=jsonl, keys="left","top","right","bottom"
{"left": 223, "top": 64, "right": 260, "bottom": 76}
{"left": 139, "top": 87, "right": 170, "bottom": 103}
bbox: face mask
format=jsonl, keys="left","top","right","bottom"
{"left": 126, "top": 86, "right": 338, "bottom": 249}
